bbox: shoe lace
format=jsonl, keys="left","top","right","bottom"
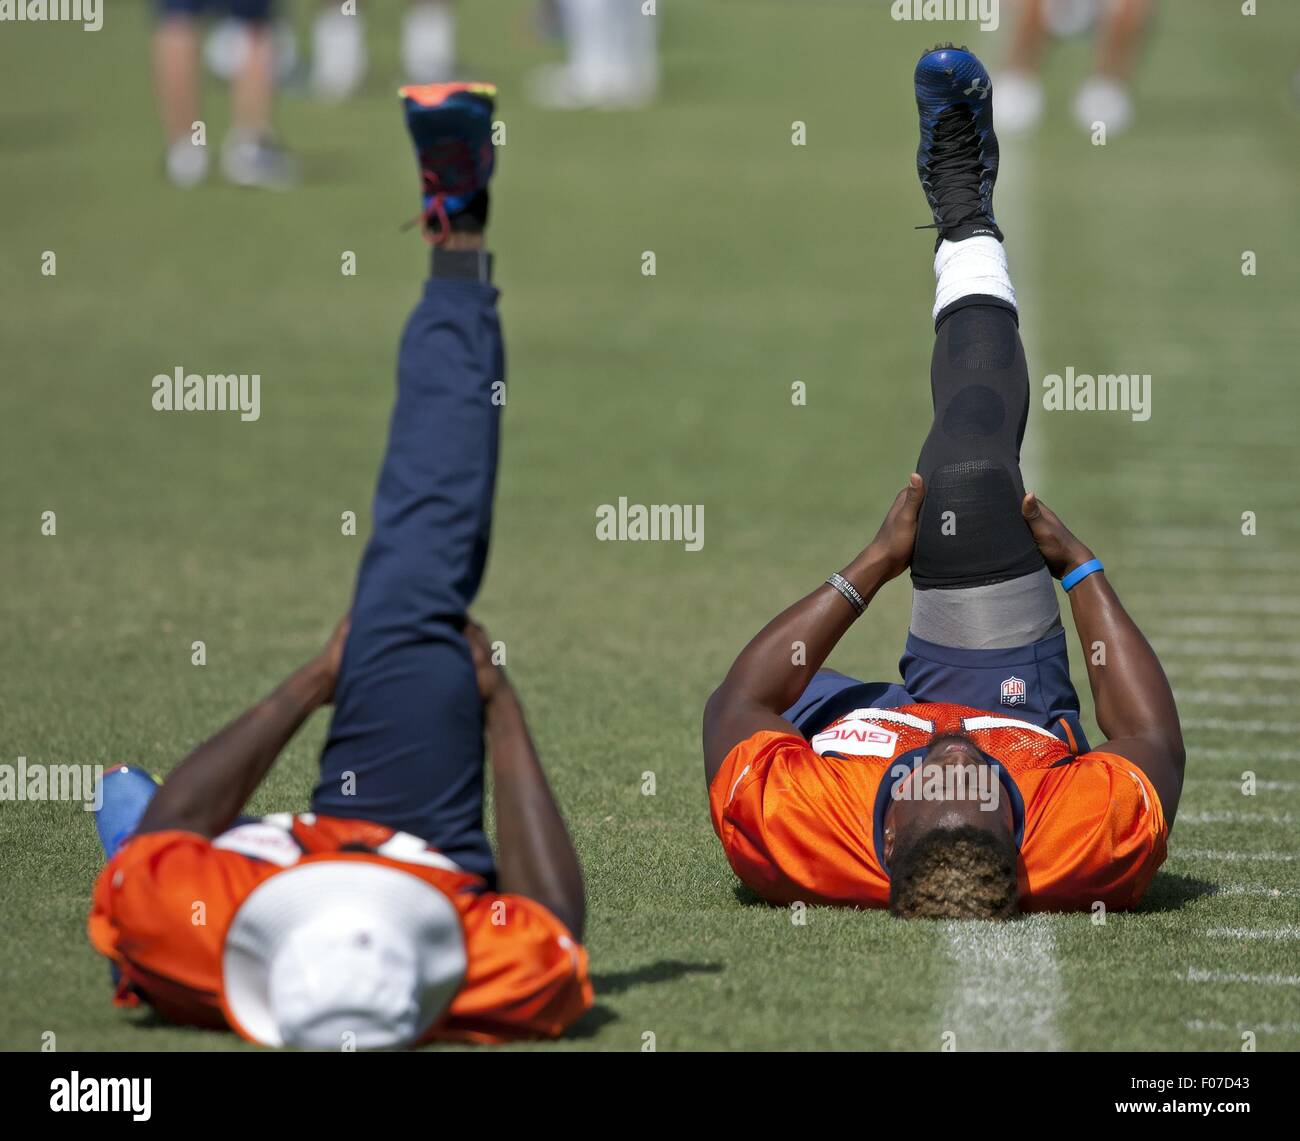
{"left": 400, "top": 139, "right": 477, "bottom": 246}
{"left": 916, "top": 108, "right": 986, "bottom": 231}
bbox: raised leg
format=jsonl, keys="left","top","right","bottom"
{"left": 312, "top": 273, "right": 503, "bottom": 879}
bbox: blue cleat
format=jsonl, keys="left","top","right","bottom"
{"left": 93, "top": 765, "right": 160, "bottom": 859}
{"left": 399, "top": 81, "right": 498, "bottom": 245}
{"left": 914, "top": 44, "right": 1003, "bottom": 247}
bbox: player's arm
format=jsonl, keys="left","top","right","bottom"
{"left": 702, "top": 476, "right": 925, "bottom": 786}
{"left": 467, "top": 622, "right": 586, "bottom": 941}
{"left": 135, "top": 617, "right": 350, "bottom": 839}
{"left": 1021, "top": 493, "right": 1185, "bottom": 821}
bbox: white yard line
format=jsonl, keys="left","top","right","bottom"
{"left": 1213, "top": 884, "right": 1300, "bottom": 899}
{"left": 1130, "top": 595, "right": 1300, "bottom": 616}
{"left": 1201, "top": 927, "right": 1300, "bottom": 941}
{"left": 1189, "top": 747, "right": 1300, "bottom": 764}
{"left": 1173, "top": 849, "right": 1298, "bottom": 863}
{"left": 1155, "top": 639, "right": 1300, "bottom": 661}
{"left": 1175, "top": 690, "right": 1297, "bottom": 709}
{"left": 1124, "top": 552, "right": 1299, "bottom": 572}
{"left": 1174, "top": 663, "right": 1300, "bottom": 682}
{"left": 1118, "top": 530, "right": 1300, "bottom": 551}
{"left": 941, "top": 917, "right": 1063, "bottom": 1051}
{"left": 1178, "top": 811, "right": 1295, "bottom": 826}
{"left": 1155, "top": 617, "right": 1300, "bottom": 637}
{"left": 1184, "top": 968, "right": 1300, "bottom": 987}
{"left": 1185, "top": 1019, "right": 1300, "bottom": 1035}
{"left": 1182, "top": 717, "right": 1300, "bottom": 735}
{"left": 1184, "top": 778, "right": 1300, "bottom": 792}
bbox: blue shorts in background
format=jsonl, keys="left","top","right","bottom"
{"left": 158, "top": 0, "right": 273, "bottom": 21}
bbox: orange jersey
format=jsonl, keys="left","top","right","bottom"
{"left": 709, "top": 702, "right": 1167, "bottom": 911}
{"left": 87, "top": 815, "right": 592, "bottom": 1044}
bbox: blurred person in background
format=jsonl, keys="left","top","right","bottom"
{"left": 529, "top": 0, "right": 658, "bottom": 110}
{"left": 308, "top": 0, "right": 658, "bottom": 111}
{"left": 995, "top": 0, "right": 1156, "bottom": 136}
{"left": 155, "top": 0, "right": 298, "bottom": 189}
{"left": 311, "top": 0, "right": 458, "bottom": 101}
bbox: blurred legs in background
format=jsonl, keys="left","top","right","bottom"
{"left": 154, "top": 0, "right": 297, "bottom": 189}
{"left": 529, "top": 0, "right": 659, "bottom": 110}
{"left": 995, "top": 0, "right": 1156, "bottom": 137}
{"left": 307, "top": 1, "right": 659, "bottom": 111}
{"left": 311, "top": 0, "right": 457, "bottom": 102}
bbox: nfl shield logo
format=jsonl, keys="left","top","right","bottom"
{"left": 1000, "top": 675, "right": 1027, "bottom": 707}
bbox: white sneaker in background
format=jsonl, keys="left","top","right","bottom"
{"left": 1072, "top": 74, "right": 1134, "bottom": 137}
{"left": 993, "top": 70, "right": 1045, "bottom": 135}
{"left": 204, "top": 17, "right": 299, "bottom": 86}
{"left": 221, "top": 131, "right": 299, "bottom": 190}
{"left": 402, "top": 1, "right": 456, "bottom": 85}
{"left": 311, "top": 8, "right": 367, "bottom": 101}
{"left": 165, "top": 137, "right": 210, "bottom": 188}
{"left": 527, "top": 63, "right": 655, "bottom": 110}
{"left": 528, "top": 0, "right": 658, "bottom": 110}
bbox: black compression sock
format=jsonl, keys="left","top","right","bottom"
{"left": 911, "top": 302, "right": 1044, "bottom": 589}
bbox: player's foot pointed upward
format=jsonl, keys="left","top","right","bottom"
{"left": 399, "top": 81, "right": 497, "bottom": 244}
{"left": 915, "top": 44, "right": 1002, "bottom": 246}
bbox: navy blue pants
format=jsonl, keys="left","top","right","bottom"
{"left": 311, "top": 279, "right": 504, "bottom": 880}
{"left": 783, "top": 629, "right": 1090, "bottom": 753}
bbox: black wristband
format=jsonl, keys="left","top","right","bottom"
{"left": 826, "top": 572, "right": 867, "bottom": 616}
{"left": 430, "top": 249, "right": 493, "bottom": 283}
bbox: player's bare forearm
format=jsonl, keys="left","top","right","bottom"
{"left": 136, "top": 657, "right": 335, "bottom": 840}
{"left": 487, "top": 681, "right": 586, "bottom": 941}
{"left": 704, "top": 548, "right": 889, "bottom": 732}
{"left": 1068, "top": 572, "right": 1184, "bottom": 813}
{"left": 1021, "top": 493, "right": 1184, "bottom": 818}
{"left": 703, "top": 478, "right": 924, "bottom": 784}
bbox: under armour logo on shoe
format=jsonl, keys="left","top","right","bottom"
{"left": 964, "top": 78, "right": 990, "bottom": 100}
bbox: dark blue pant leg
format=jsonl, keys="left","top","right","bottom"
{"left": 782, "top": 669, "right": 914, "bottom": 738}
{"left": 312, "top": 278, "right": 504, "bottom": 879}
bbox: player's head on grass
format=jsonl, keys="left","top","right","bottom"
{"left": 885, "top": 734, "right": 1019, "bottom": 921}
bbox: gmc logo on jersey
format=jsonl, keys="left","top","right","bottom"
{"left": 1000, "top": 675, "right": 1027, "bottom": 707}
{"left": 811, "top": 724, "right": 899, "bottom": 758}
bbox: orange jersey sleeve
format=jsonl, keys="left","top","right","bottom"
{"left": 709, "top": 729, "right": 889, "bottom": 907}
{"left": 1019, "top": 750, "right": 1168, "bottom": 910}
{"left": 433, "top": 894, "right": 592, "bottom": 1044}
{"left": 87, "top": 830, "right": 277, "bottom": 1027}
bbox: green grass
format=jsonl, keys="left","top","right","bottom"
{"left": 2, "top": 0, "right": 1299, "bottom": 1051}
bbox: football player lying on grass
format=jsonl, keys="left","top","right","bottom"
{"left": 702, "top": 46, "right": 1183, "bottom": 920}
{"left": 88, "top": 83, "right": 591, "bottom": 1048}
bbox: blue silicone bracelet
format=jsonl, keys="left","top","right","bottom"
{"left": 1062, "top": 558, "right": 1104, "bottom": 591}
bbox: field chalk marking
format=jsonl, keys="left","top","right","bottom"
{"left": 941, "top": 916, "right": 1062, "bottom": 1051}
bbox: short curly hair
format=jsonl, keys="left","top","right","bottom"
{"left": 888, "top": 824, "right": 1019, "bottom": 920}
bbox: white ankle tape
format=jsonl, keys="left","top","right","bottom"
{"left": 933, "top": 236, "right": 1016, "bottom": 321}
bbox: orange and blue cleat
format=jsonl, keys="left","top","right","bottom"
{"left": 400, "top": 81, "right": 498, "bottom": 245}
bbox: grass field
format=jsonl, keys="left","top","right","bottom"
{"left": 3, "top": 0, "right": 1299, "bottom": 1052}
